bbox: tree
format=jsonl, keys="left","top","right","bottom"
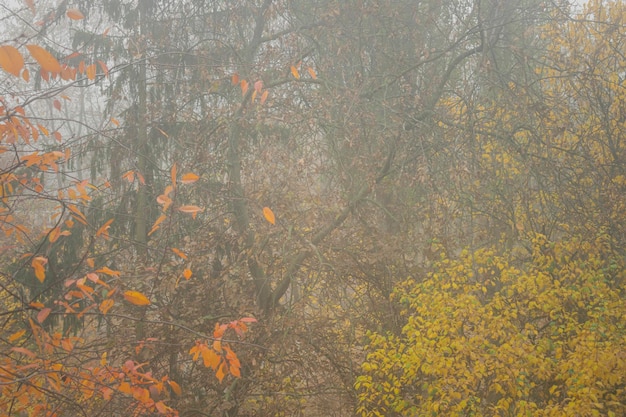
{"left": 357, "top": 235, "right": 626, "bottom": 416}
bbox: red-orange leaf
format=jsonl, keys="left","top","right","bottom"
{"left": 260, "top": 90, "right": 269, "bottom": 105}
{"left": 123, "top": 290, "right": 151, "bottom": 306}
{"left": 0, "top": 45, "right": 24, "bottom": 77}
{"left": 26, "top": 44, "right": 61, "bottom": 74}
{"left": 262, "top": 206, "right": 276, "bottom": 225}
{"left": 254, "top": 79, "right": 263, "bottom": 93}
{"left": 37, "top": 307, "right": 51, "bottom": 323}
{"left": 24, "top": 0, "right": 36, "bottom": 14}
{"left": 181, "top": 172, "right": 199, "bottom": 184}
{"left": 66, "top": 8, "right": 85, "bottom": 20}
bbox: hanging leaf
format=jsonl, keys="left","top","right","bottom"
{"left": 0, "top": 45, "right": 24, "bottom": 77}
{"left": 307, "top": 67, "right": 317, "bottom": 79}
{"left": 26, "top": 45, "right": 61, "bottom": 74}
{"left": 231, "top": 73, "right": 239, "bottom": 85}
{"left": 254, "top": 80, "right": 263, "bottom": 93}
{"left": 123, "top": 290, "right": 151, "bottom": 306}
{"left": 290, "top": 65, "right": 300, "bottom": 79}
{"left": 240, "top": 79, "right": 248, "bottom": 95}
{"left": 262, "top": 207, "right": 276, "bottom": 225}
{"left": 183, "top": 268, "right": 192, "bottom": 280}
{"left": 181, "top": 173, "right": 199, "bottom": 184}
{"left": 66, "top": 8, "right": 85, "bottom": 20}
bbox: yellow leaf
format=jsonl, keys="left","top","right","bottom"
{"left": 0, "top": 45, "right": 24, "bottom": 77}
{"left": 181, "top": 172, "right": 199, "bottom": 184}
{"left": 26, "top": 44, "right": 61, "bottom": 74}
{"left": 86, "top": 63, "right": 96, "bottom": 80}
{"left": 262, "top": 206, "right": 276, "bottom": 225}
{"left": 290, "top": 65, "right": 300, "bottom": 79}
{"left": 66, "top": 8, "right": 85, "bottom": 20}
{"left": 123, "top": 290, "right": 151, "bottom": 306}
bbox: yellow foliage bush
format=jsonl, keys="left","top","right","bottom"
{"left": 356, "top": 235, "right": 626, "bottom": 416}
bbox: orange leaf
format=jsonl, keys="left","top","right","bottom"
{"left": 290, "top": 65, "right": 300, "bottom": 79}
{"left": 0, "top": 45, "right": 24, "bottom": 77}
{"left": 171, "top": 248, "right": 187, "bottom": 260}
{"left": 67, "top": 8, "right": 85, "bottom": 20}
{"left": 171, "top": 163, "right": 177, "bottom": 187}
{"left": 231, "top": 73, "right": 239, "bottom": 85}
{"left": 149, "top": 214, "right": 167, "bottom": 236}
{"left": 99, "top": 299, "right": 114, "bottom": 314}
{"left": 262, "top": 206, "right": 275, "bottom": 225}
{"left": 86, "top": 63, "right": 96, "bottom": 80}
{"left": 123, "top": 290, "right": 151, "bottom": 306}
{"left": 178, "top": 205, "right": 204, "bottom": 214}
{"left": 183, "top": 268, "right": 192, "bottom": 280}
{"left": 32, "top": 256, "right": 47, "bottom": 282}
{"left": 181, "top": 172, "right": 199, "bottom": 184}
{"left": 9, "top": 329, "right": 26, "bottom": 342}
{"left": 96, "top": 218, "right": 114, "bottom": 238}
{"left": 201, "top": 348, "right": 220, "bottom": 370}
{"left": 215, "top": 362, "right": 227, "bottom": 382}
{"left": 240, "top": 79, "right": 248, "bottom": 95}
{"left": 168, "top": 380, "right": 182, "bottom": 396}
{"left": 22, "top": 68, "right": 30, "bottom": 81}
{"left": 96, "top": 266, "right": 120, "bottom": 277}
{"left": 26, "top": 44, "right": 61, "bottom": 74}
{"left": 307, "top": 67, "right": 317, "bottom": 79}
